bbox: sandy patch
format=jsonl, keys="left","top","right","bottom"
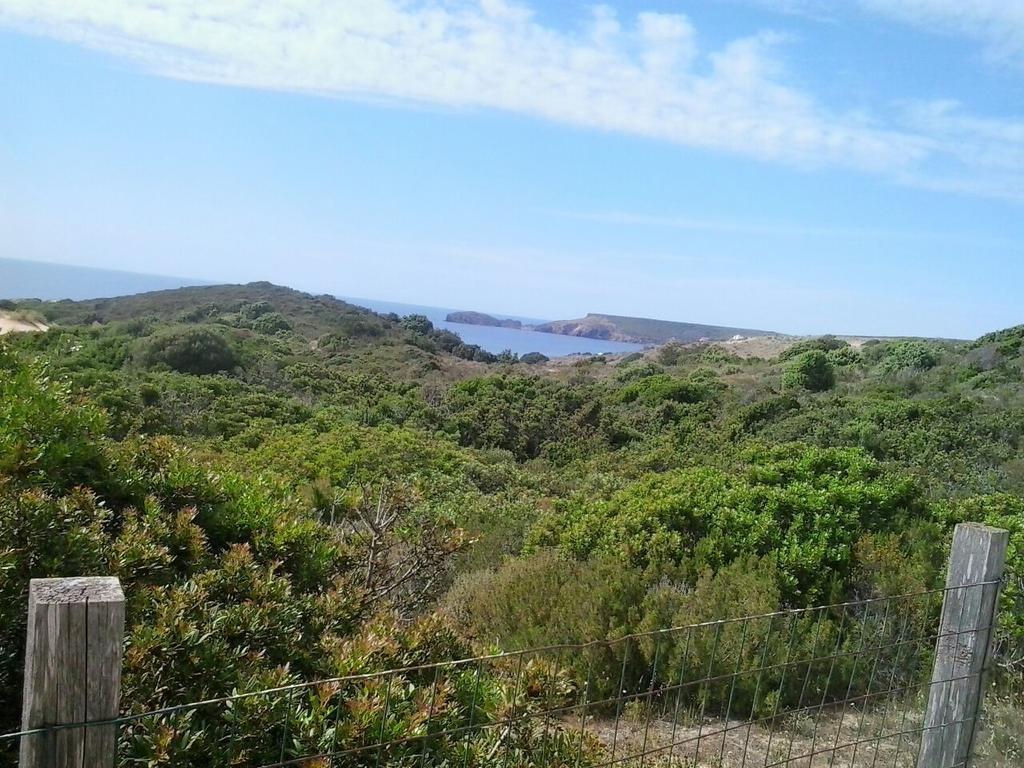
{"left": 0, "top": 313, "right": 48, "bottom": 335}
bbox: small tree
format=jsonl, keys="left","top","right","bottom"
{"left": 783, "top": 349, "right": 835, "bottom": 392}
{"left": 306, "top": 481, "right": 470, "bottom": 615}
{"left": 877, "top": 341, "right": 938, "bottom": 374}
{"left": 400, "top": 314, "right": 434, "bottom": 335}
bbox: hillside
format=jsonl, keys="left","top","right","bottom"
{"left": 15, "top": 281, "right": 390, "bottom": 339}
{"left": 1, "top": 281, "right": 1023, "bottom": 765}
{"left": 532, "top": 312, "right": 778, "bottom": 344}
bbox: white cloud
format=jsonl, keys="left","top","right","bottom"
{"left": 0, "top": 0, "right": 1022, "bottom": 200}
{"left": 0, "top": 0, "right": 920, "bottom": 173}
{"left": 747, "top": 0, "right": 1024, "bottom": 68}
{"left": 892, "top": 99, "right": 1024, "bottom": 202}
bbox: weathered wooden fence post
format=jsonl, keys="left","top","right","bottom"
{"left": 917, "top": 523, "right": 1007, "bottom": 768}
{"left": 20, "top": 577, "right": 125, "bottom": 768}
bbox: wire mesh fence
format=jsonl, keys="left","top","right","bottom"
{"left": 0, "top": 580, "right": 1003, "bottom": 767}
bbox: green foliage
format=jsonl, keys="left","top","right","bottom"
{"left": 529, "top": 445, "right": 923, "bottom": 604}
{"left": 729, "top": 394, "right": 800, "bottom": 437}
{"left": 876, "top": 341, "right": 939, "bottom": 374}
{"left": 444, "top": 376, "right": 595, "bottom": 461}
{"left": 401, "top": 313, "right": 434, "bottom": 335}
{"left": 0, "top": 352, "right": 109, "bottom": 490}
{"left": 782, "top": 350, "right": 836, "bottom": 392}
{"left": 135, "top": 326, "right": 237, "bottom": 374}
{"left": 975, "top": 325, "right": 1024, "bottom": 357}
{"left": 827, "top": 345, "right": 862, "bottom": 367}
{"left": 779, "top": 335, "right": 849, "bottom": 361}
{"left": 446, "top": 550, "right": 644, "bottom": 652}
{"left": 520, "top": 351, "right": 549, "bottom": 365}
{"left": 614, "top": 360, "right": 664, "bottom": 382}
{"left": 618, "top": 373, "right": 721, "bottom": 406}
{"left": 0, "top": 354, "right": 472, "bottom": 760}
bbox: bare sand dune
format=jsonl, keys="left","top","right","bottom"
{"left": 0, "top": 312, "right": 48, "bottom": 335}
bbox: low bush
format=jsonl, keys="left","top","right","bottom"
{"left": 135, "top": 327, "right": 237, "bottom": 375}
{"left": 783, "top": 350, "right": 835, "bottom": 392}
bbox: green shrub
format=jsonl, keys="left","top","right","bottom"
{"left": 974, "top": 325, "right": 1024, "bottom": 358}
{"left": 444, "top": 376, "right": 594, "bottom": 461}
{"left": 401, "top": 314, "right": 434, "bottom": 335}
{"left": 827, "top": 345, "right": 862, "bottom": 367}
{"left": 877, "top": 341, "right": 938, "bottom": 374}
{"left": 783, "top": 350, "right": 835, "bottom": 392}
{"left": 520, "top": 352, "right": 549, "bottom": 365}
{"left": 251, "top": 312, "right": 292, "bottom": 334}
{"left": 446, "top": 551, "right": 644, "bottom": 651}
{"left": 135, "top": 327, "right": 237, "bottom": 375}
{"left": 529, "top": 445, "right": 924, "bottom": 604}
{"left": 618, "top": 373, "right": 721, "bottom": 405}
{"left": 779, "top": 336, "right": 849, "bottom": 361}
{"left": 614, "top": 361, "right": 664, "bottom": 382}
{"left": 445, "top": 551, "right": 646, "bottom": 698}
{"left": 729, "top": 395, "right": 800, "bottom": 436}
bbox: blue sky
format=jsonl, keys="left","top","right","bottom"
{"left": 1, "top": 1, "right": 1023, "bottom": 338}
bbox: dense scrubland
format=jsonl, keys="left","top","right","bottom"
{"left": 1, "top": 283, "right": 1022, "bottom": 765}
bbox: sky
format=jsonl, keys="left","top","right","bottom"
{"left": 1, "top": 1, "right": 1023, "bottom": 338}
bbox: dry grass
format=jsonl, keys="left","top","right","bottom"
{"left": 970, "top": 690, "right": 1024, "bottom": 768}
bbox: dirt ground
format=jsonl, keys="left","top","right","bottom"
{"left": 581, "top": 707, "right": 924, "bottom": 767}
{"left": 576, "top": 697, "right": 1021, "bottom": 767}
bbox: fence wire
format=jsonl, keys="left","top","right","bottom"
{"left": 0, "top": 580, "right": 1003, "bottom": 767}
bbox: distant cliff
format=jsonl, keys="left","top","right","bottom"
{"left": 446, "top": 310, "right": 522, "bottom": 329}
{"left": 531, "top": 313, "right": 776, "bottom": 344}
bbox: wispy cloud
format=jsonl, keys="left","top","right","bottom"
{"left": 860, "top": 0, "right": 1024, "bottom": 70}
{"left": 893, "top": 99, "right": 1024, "bottom": 202}
{"left": 0, "top": 1, "right": 1022, "bottom": 200}
{"left": 746, "top": 1, "right": 1024, "bottom": 69}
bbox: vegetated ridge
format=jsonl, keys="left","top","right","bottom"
{"left": 445, "top": 310, "right": 522, "bottom": 329}
{"left": 532, "top": 312, "right": 777, "bottom": 344}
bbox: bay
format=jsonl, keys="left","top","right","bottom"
{"left": 343, "top": 297, "right": 644, "bottom": 357}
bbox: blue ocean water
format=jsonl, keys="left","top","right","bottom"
{"left": 0, "top": 258, "right": 208, "bottom": 300}
{"left": 343, "top": 297, "right": 644, "bottom": 357}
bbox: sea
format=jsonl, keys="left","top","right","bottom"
{"left": 343, "top": 297, "right": 644, "bottom": 357}
{"left": 0, "top": 257, "right": 209, "bottom": 300}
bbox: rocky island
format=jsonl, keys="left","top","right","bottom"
{"left": 445, "top": 310, "right": 522, "bottom": 329}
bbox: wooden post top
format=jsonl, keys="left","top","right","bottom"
{"left": 28, "top": 577, "right": 124, "bottom": 605}
{"left": 954, "top": 521, "right": 1010, "bottom": 536}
